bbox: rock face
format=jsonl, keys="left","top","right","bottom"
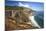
{"left": 5, "top": 6, "right": 37, "bottom": 31}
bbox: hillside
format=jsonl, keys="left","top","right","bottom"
{"left": 5, "top": 6, "right": 32, "bottom": 10}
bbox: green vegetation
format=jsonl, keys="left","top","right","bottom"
{"left": 5, "top": 6, "right": 25, "bottom": 10}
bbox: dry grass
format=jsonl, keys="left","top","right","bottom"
{"left": 5, "top": 16, "right": 33, "bottom": 31}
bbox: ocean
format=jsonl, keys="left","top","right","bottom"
{"left": 34, "top": 11, "right": 44, "bottom": 28}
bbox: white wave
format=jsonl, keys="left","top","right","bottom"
{"left": 28, "top": 16, "right": 41, "bottom": 28}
